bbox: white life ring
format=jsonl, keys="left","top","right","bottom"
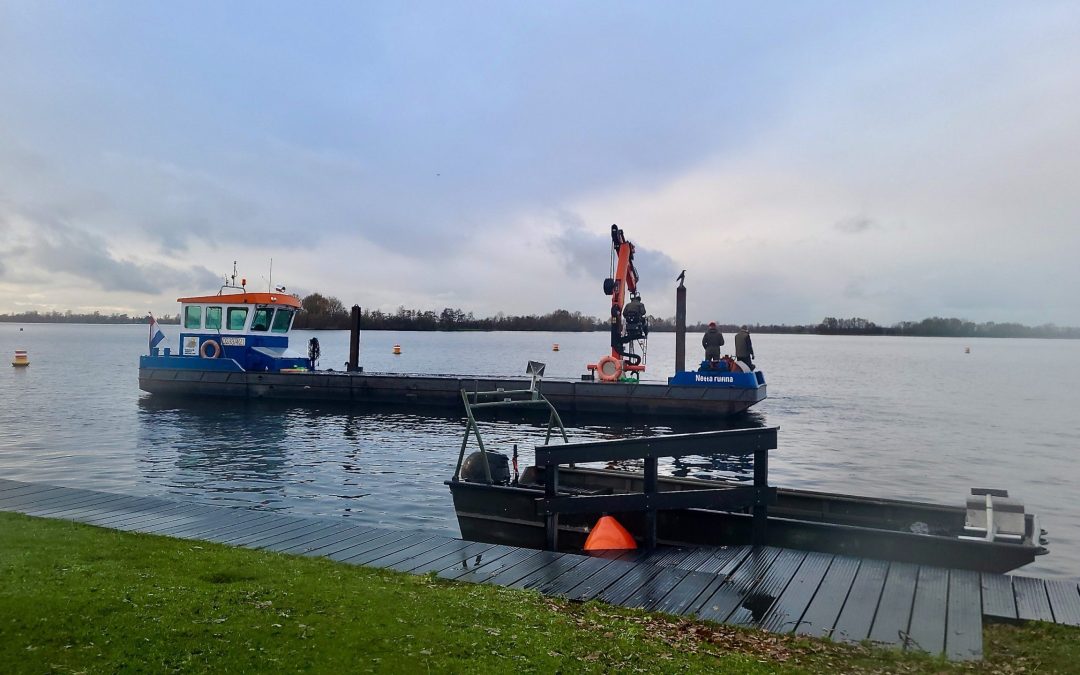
{"left": 200, "top": 339, "right": 222, "bottom": 359}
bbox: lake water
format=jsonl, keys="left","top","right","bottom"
{"left": 1, "top": 324, "right": 1077, "bottom": 579}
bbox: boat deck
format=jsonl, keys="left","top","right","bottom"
{"left": 2, "top": 479, "right": 1077, "bottom": 662}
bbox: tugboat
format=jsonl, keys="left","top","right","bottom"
{"left": 140, "top": 265, "right": 309, "bottom": 377}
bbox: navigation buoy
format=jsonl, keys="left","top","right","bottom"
{"left": 583, "top": 515, "right": 637, "bottom": 551}
{"left": 393, "top": 344, "right": 401, "bottom": 355}
{"left": 11, "top": 349, "right": 29, "bottom": 367}
{"left": 964, "top": 346, "right": 971, "bottom": 354}
{"left": 552, "top": 343, "right": 560, "bottom": 352}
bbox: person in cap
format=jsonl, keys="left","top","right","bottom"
{"left": 735, "top": 325, "right": 755, "bottom": 371}
{"left": 701, "top": 321, "right": 724, "bottom": 362}
{"left": 622, "top": 292, "right": 647, "bottom": 339}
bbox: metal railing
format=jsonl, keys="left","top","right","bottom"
{"left": 534, "top": 427, "right": 778, "bottom": 550}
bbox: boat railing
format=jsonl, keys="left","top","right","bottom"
{"left": 452, "top": 361, "right": 570, "bottom": 485}
{"left": 534, "top": 427, "right": 779, "bottom": 551}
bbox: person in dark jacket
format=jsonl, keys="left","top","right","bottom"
{"left": 702, "top": 322, "right": 724, "bottom": 362}
{"left": 623, "top": 293, "right": 647, "bottom": 339}
{"left": 735, "top": 325, "right": 755, "bottom": 371}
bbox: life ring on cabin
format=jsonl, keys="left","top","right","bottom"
{"left": 596, "top": 355, "right": 622, "bottom": 382}
{"left": 200, "top": 339, "right": 222, "bottom": 359}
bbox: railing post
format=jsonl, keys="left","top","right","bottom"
{"left": 752, "top": 447, "right": 768, "bottom": 545}
{"left": 644, "top": 454, "right": 658, "bottom": 549}
{"left": 545, "top": 464, "right": 559, "bottom": 551}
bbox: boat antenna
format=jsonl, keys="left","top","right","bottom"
{"left": 268, "top": 258, "right": 273, "bottom": 293}
{"left": 231, "top": 261, "right": 238, "bottom": 287}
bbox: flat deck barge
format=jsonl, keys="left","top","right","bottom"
{"left": 138, "top": 367, "right": 767, "bottom": 418}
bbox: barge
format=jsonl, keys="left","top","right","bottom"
{"left": 139, "top": 238, "right": 767, "bottom": 418}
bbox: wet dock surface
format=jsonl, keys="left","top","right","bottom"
{"left": 3, "top": 479, "right": 1078, "bottom": 662}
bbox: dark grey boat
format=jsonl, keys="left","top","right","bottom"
{"left": 447, "top": 426, "right": 1048, "bottom": 574}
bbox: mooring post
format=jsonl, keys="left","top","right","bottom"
{"left": 675, "top": 283, "right": 686, "bottom": 373}
{"left": 545, "top": 464, "right": 559, "bottom": 551}
{"left": 752, "top": 447, "right": 768, "bottom": 545}
{"left": 644, "top": 455, "right": 658, "bottom": 549}
{"left": 348, "top": 305, "right": 361, "bottom": 372}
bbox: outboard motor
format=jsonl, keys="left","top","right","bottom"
{"left": 460, "top": 451, "right": 511, "bottom": 485}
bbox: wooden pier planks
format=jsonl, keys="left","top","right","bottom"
{"left": 5, "top": 478, "right": 1079, "bottom": 664}
{"left": 794, "top": 555, "right": 860, "bottom": 638}
{"left": 906, "top": 565, "right": 949, "bottom": 654}
{"left": 760, "top": 551, "right": 832, "bottom": 634}
{"left": 946, "top": 570, "right": 983, "bottom": 661}
{"left": 980, "top": 572, "right": 1018, "bottom": 621}
{"left": 832, "top": 558, "right": 889, "bottom": 643}
{"left": 1044, "top": 579, "right": 1080, "bottom": 626}
{"left": 1013, "top": 575, "right": 1055, "bottom": 623}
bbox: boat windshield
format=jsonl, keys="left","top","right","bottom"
{"left": 251, "top": 308, "right": 273, "bottom": 332}
{"left": 271, "top": 309, "right": 294, "bottom": 333}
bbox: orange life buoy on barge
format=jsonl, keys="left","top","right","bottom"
{"left": 596, "top": 355, "right": 622, "bottom": 382}
{"left": 200, "top": 339, "right": 222, "bottom": 359}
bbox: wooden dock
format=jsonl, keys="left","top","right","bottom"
{"left": 2, "top": 479, "right": 1078, "bottom": 662}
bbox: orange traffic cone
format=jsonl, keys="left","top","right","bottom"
{"left": 583, "top": 515, "right": 637, "bottom": 551}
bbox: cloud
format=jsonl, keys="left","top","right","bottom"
{"left": 834, "top": 216, "right": 877, "bottom": 234}
{"left": 546, "top": 213, "right": 679, "bottom": 298}
{"left": 2, "top": 210, "right": 219, "bottom": 294}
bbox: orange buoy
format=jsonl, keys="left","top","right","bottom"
{"left": 392, "top": 344, "right": 401, "bottom": 355}
{"left": 11, "top": 349, "right": 29, "bottom": 367}
{"left": 583, "top": 515, "right": 637, "bottom": 551}
{"left": 552, "top": 343, "right": 559, "bottom": 352}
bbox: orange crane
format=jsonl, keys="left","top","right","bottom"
{"left": 587, "top": 225, "right": 648, "bottom": 382}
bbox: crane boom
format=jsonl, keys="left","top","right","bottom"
{"left": 586, "top": 225, "right": 648, "bottom": 382}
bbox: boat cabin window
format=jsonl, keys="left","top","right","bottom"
{"left": 205, "top": 306, "right": 222, "bottom": 330}
{"left": 227, "top": 307, "right": 249, "bottom": 331}
{"left": 251, "top": 307, "right": 273, "bottom": 332}
{"left": 271, "top": 309, "right": 294, "bottom": 333}
{"left": 184, "top": 305, "right": 202, "bottom": 329}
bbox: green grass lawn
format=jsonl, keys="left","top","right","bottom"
{"left": 1, "top": 511, "right": 1077, "bottom": 673}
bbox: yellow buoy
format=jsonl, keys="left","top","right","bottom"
{"left": 11, "top": 349, "right": 29, "bottom": 367}
{"left": 392, "top": 344, "right": 401, "bottom": 355}
{"left": 552, "top": 343, "right": 560, "bottom": 351}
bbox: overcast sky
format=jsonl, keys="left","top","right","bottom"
{"left": 2, "top": 2, "right": 1078, "bottom": 326}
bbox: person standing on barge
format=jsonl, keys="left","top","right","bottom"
{"left": 701, "top": 322, "right": 724, "bottom": 363}
{"left": 735, "top": 325, "right": 755, "bottom": 371}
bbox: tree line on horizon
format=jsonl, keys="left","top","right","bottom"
{"left": 2, "top": 294, "right": 1078, "bottom": 339}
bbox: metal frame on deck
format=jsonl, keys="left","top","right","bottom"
{"left": 452, "top": 361, "right": 569, "bottom": 484}
{"left": 534, "top": 427, "right": 779, "bottom": 551}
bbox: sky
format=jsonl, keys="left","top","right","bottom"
{"left": 1, "top": 1, "right": 1079, "bottom": 326}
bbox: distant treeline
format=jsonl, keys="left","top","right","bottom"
{"left": 4, "top": 300, "right": 1079, "bottom": 339}
{"left": 0, "top": 311, "right": 179, "bottom": 325}
{"left": 292, "top": 294, "right": 1080, "bottom": 339}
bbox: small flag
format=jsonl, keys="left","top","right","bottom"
{"left": 149, "top": 313, "right": 168, "bottom": 351}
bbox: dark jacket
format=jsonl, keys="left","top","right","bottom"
{"left": 735, "top": 329, "right": 754, "bottom": 360}
{"left": 702, "top": 327, "right": 724, "bottom": 360}
{"left": 623, "top": 299, "right": 646, "bottom": 324}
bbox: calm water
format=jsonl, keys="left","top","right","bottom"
{"left": 1, "top": 324, "right": 1077, "bottom": 579}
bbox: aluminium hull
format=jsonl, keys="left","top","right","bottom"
{"left": 138, "top": 367, "right": 766, "bottom": 418}
{"left": 447, "top": 468, "right": 1040, "bottom": 574}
